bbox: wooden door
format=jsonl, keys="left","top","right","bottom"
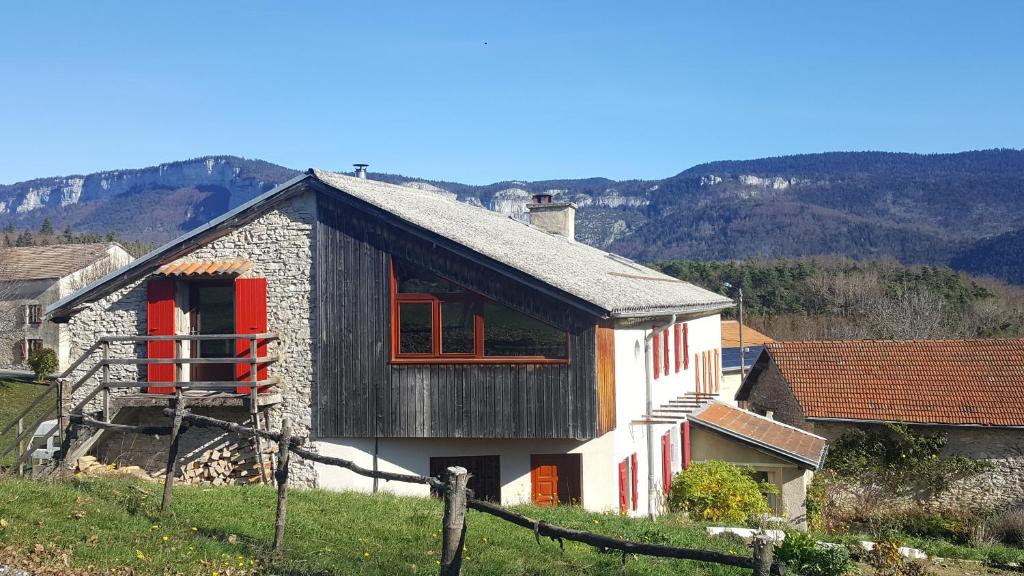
{"left": 530, "top": 454, "right": 581, "bottom": 507}
{"left": 190, "top": 282, "right": 235, "bottom": 384}
{"left": 146, "top": 279, "right": 176, "bottom": 394}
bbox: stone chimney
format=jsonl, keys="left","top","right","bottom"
{"left": 527, "top": 193, "right": 576, "bottom": 240}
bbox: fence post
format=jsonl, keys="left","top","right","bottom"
{"left": 272, "top": 418, "right": 291, "bottom": 554}
{"left": 160, "top": 391, "right": 186, "bottom": 515}
{"left": 101, "top": 340, "right": 110, "bottom": 422}
{"left": 439, "top": 466, "right": 469, "bottom": 576}
{"left": 752, "top": 535, "right": 775, "bottom": 576}
{"left": 16, "top": 418, "right": 24, "bottom": 476}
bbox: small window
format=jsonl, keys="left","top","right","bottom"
{"left": 26, "top": 304, "right": 43, "bottom": 325}
{"left": 430, "top": 455, "right": 501, "bottom": 502}
{"left": 752, "top": 471, "right": 781, "bottom": 515}
{"left": 27, "top": 338, "right": 43, "bottom": 356}
{"left": 391, "top": 257, "right": 569, "bottom": 363}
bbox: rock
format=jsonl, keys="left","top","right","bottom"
{"left": 706, "top": 527, "right": 785, "bottom": 542}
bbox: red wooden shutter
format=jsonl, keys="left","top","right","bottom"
{"left": 681, "top": 421, "right": 691, "bottom": 469}
{"left": 694, "top": 353, "right": 700, "bottom": 393}
{"left": 662, "top": 328, "right": 670, "bottom": 376}
{"left": 146, "top": 279, "right": 176, "bottom": 394}
{"left": 661, "top": 432, "right": 672, "bottom": 492}
{"left": 714, "top": 349, "right": 720, "bottom": 393}
{"left": 652, "top": 330, "right": 661, "bottom": 380}
{"left": 674, "top": 324, "right": 682, "bottom": 373}
{"left": 630, "top": 453, "right": 639, "bottom": 510}
{"left": 618, "top": 459, "right": 628, "bottom": 513}
{"left": 683, "top": 324, "right": 689, "bottom": 369}
{"left": 235, "top": 278, "right": 269, "bottom": 394}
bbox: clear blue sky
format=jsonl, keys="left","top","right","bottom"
{"left": 1, "top": 1, "right": 1021, "bottom": 185}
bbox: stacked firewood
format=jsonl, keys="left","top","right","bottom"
{"left": 180, "top": 442, "right": 274, "bottom": 486}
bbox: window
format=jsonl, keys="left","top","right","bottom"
{"left": 26, "top": 304, "right": 42, "bottom": 325}
{"left": 752, "top": 471, "right": 781, "bottom": 515}
{"left": 430, "top": 455, "right": 501, "bottom": 502}
{"left": 391, "top": 258, "right": 569, "bottom": 362}
{"left": 27, "top": 338, "right": 43, "bottom": 356}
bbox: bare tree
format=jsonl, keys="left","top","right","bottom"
{"left": 869, "top": 288, "right": 948, "bottom": 340}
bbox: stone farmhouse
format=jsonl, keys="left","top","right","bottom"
{"left": 40, "top": 168, "right": 791, "bottom": 518}
{"left": 737, "top": 339, "right": 1024, "bottom": 510}
{"left": 0, "top": 243, "right": 132, "bottom": 371}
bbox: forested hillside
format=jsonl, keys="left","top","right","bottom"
{"left": 654, "top": 257, "right": 1024, "bottom": 341}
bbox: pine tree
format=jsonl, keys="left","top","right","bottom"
{"left": 39, "top": 218, "right": 54, "bottom": 235}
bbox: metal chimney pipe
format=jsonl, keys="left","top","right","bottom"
{"left": 354, "top": 163, "right": 369, "bottom": 179}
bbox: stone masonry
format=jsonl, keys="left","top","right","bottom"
{"left": 64, "top": 191, "right": 318, "bottom": 485}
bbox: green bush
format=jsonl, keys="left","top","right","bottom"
{"left": 27, "top": 347, "right": 57, "bottom": 381}
{"left": 775, "top": 530, "right": 851, "bottom": 576}
{"left": 667, "top": 461, "right": 772, "bottom": 524}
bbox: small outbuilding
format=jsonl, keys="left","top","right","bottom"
{"left": 688, "top": 401, "right": 826, "bottom": 527}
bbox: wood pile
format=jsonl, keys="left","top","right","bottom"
{"left": 179, "top": 442, "right": 274, "bottom": 486}
{"left": 75, "top": 455, "right": 160, "bottom": 482}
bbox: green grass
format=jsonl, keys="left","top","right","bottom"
{"left": 0, "top": 476, "right": 753, "bottom": 575}
{"left": 820, "top": 531, "right": 1024, "bottom": 565}
{"left": 0, "top": 376, "right": 55, "bottom": 467}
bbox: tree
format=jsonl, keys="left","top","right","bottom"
{"left": 39, "top": 218, "right": 54, "bottom": 235}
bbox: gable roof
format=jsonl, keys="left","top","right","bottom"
{"left": 48, "top": 171, "right": 732, "bottom": 321}
{"left": 721, "top": 320, "right": 774, "bottom": 348}
{"left": 739, "top": 339, "right": 1024, "bottom": 427}
{"left": 0, "top": 243, "right": 122, "bottom": 281}
{"left": 689, "top": 401, "right": 827, "bottom": 469}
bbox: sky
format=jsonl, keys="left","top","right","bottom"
{"left": 1, "top": 1, "right": 1022, "bottom": 185}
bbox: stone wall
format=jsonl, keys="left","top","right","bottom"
{"left": 64, "top": 191, "right": 318, "bottom": 485}
{"left": 812, "top": 421, "right": 1024, "bottom": 512}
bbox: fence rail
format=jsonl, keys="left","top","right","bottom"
{"left": 66, "top": 409, "right": 784, "bottom": 576}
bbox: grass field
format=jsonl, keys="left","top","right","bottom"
{"left": 0, "top": 376, "right": 55, "bottom": 467}
{"left": 0, "top": 476, "right": 754, "bottom": 576}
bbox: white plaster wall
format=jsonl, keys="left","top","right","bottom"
{"left": 314, "top": 434, "right": 618, "bottom": 511}
{"left": 719, "top": 372, "right": 743, "bottom": 406}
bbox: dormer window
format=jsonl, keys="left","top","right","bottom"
{"left": 390, "top": 258, "right": 568, "bottom": 363}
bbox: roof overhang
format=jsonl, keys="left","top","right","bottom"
{"left": 687, "top": 415, "right": 826, "bottom": 470}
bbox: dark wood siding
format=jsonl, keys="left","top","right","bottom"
{"left": 315, "top": 191, "right": 599, "bottom": 440}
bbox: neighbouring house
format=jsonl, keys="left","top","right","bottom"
{"left": 687, "top": 401, "right": 826, "bottom": 526}
{"left": 736, "top": 339, "right": 1024, "bottom": 510}
{"left": 719, "top": 320, "right": 773, "bottom": 405}
{"left": 40, "top": 169, "right": 744, "bottom": 517}
{"left": 0, "top": 243, "right": 132, "bottom": 371}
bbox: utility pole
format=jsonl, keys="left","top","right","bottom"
{"left": 738, "top": 288, "right": 745, "bottom": 377}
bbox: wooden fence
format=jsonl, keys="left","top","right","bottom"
{"left": 69, "top": 406, "right": 785, "bottom": 576}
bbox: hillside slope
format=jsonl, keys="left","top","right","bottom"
{"left": 3, "top": 150, "right": 1024, "bottom": 283}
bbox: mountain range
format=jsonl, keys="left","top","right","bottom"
{"left": 2, "top": 150, "right": 1024, "bottom": 283}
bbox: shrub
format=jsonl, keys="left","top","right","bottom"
{"left": 986, "top": 508, "right": 1024, "bottom": 546}
{"left": 668, "top": 461, "right": 772, "bottom": 524}
{"left": 867, "top": 539, "right": 933, "bottom": 576}
{"left": 27, "top": 347, "right": 57, "bottom": 381}
{"left": 775, "top": 530, "right": 851, "bottom": 576}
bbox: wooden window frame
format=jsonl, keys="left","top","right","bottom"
{"left": 26, "top": 304, "right": 43, "bottom": 325}
{"left": 389, "top": 258, "right": 570, "bottom": 365}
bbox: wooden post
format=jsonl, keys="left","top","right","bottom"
{"left": 272, "top": 418, "right": 291, "bottom": 554}
{"left": 57, "top": 378, "right": 74, "bottom": 476}
{"left": 16, "top": 418, "right": 24, "bottom": 476}
{"left": 101, "top": 340, "right": 110, "bottom": 422}
{"left": 160, "top": 391, "right": 186, "bottom": 515}
{"left": 752, "top": 535, "right": 775, "bottom": 576}
{"left": 439, "top": 466, "right": 469, "bottom": 576}
{"left": 250, "top": 388, "right": 270, "bottom": 484}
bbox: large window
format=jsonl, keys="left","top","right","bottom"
{"left": 391, "top": 258, "right": 569, "bottom": 363}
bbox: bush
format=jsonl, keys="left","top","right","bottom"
{"left": 986, "top": 508, "right": 1024, "bottom": 546}
{"left": 775, "top": 530, "right": 851, "bottom": 576}
{"left": 27, "top": 347, "right": 57, "bottom": 381}
{"left": 668, "top": 461, "right": 772, "bottom": 524}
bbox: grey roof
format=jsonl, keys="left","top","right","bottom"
{"left": 0, "top": 243, "right": 121, "bottom": 281}
{"left": 313, "top": 170, "right": 732, "bottom": 318}
{"left": 48, "top": 171, "right": 731, "bottom": 320}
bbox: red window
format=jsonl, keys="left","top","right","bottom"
{"left": 661, "top": 432, "right": 672, "bottom": 492}
{"left": 652, "top": 330, "right": 661, "bottom": 379}
{"left": 662, "top": 328, "right": 670, "bottom": 376}
{"left": 391, "top": 258, "right": 568, "bottom": 363}
{"left": 683, "top": 324, "right": 689, "bottom": 369}
{"left": 673, "top": 324, "right": 682, "bottom": 373}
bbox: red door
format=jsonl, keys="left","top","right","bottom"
{"left": 234, "top": 278, "right": 268, "bottom": 394}
{"left": 146, "top": 279, "right": 177, "bottom": 394}
{"left": 530, "top": 454, "right": 581, "bottom": 507}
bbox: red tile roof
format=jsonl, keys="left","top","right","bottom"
{"left": 156, "top": 260, "right": 252, "bottom": 276}
{"left": 762, "top": 339, "right": 1024, "bottom": 427}
{"left": 689, "top": 402, "right": 827, "bottom": 469}
{"left": 721, "top": 320, "right": 774, "bottom": 348}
